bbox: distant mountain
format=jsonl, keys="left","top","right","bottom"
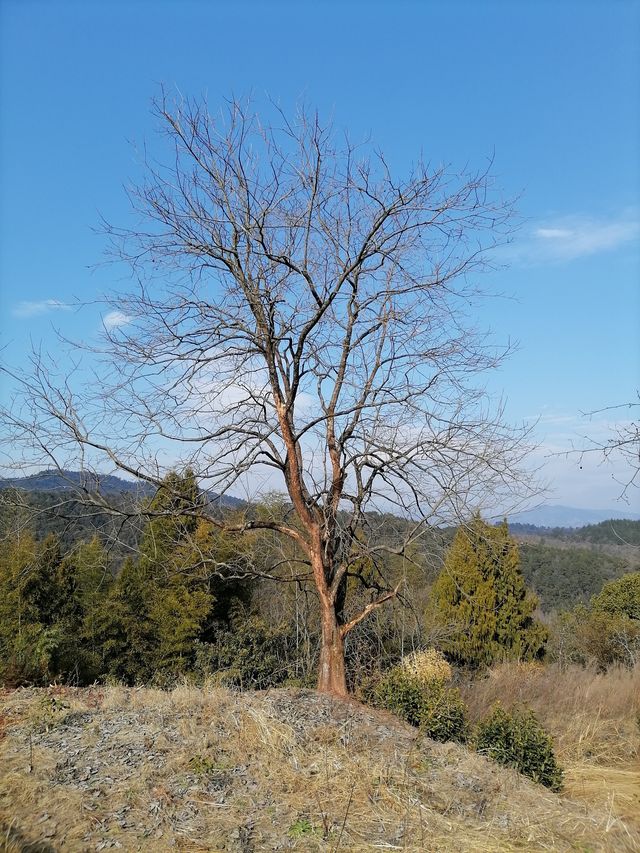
{"left": 0, "top": 469, "right": 244, "bottom": 509}
{"left": 507, "top": 504, "right": 640, "bottom": 529}
{"left": 0, "top": 469, "right": 155, "bottom": 497}
{"left": 4, "top": 474, "right": 636, "bottom": 530}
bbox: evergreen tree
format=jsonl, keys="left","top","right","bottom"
{"left": 54, "top": 538, "right": 112, "bottom": 682}
{"left": 141, "top": 471, "right": 214, "bottom": 677}
{"left": 429, "top": 516, "right": 547, "bottom": 668}
{"left": 96, "top": 471, "right": 216, "bottom": 682}
{"left": 97, "top": 556, "right": 157, "bottom": 682}
{"left": 0, "top": 533, "right": 71, "bottom": 685}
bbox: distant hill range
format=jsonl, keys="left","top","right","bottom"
{"left": 2, "top": 470, "right": 638, "bottom": 613}
{"left": 0, "top": 469, "right": 244, "bottom": 509}
{"left": 2, "top": 471, "right": 638, "bottom": 531}
{"left": 506, "top": 504, "right": 640, "bottom": 529}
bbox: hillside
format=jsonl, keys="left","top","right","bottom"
{"left": 559, "top": 518, "right": 640, "bottom": 547}
{"left": 511, "top": 518, "right": 640, "bottom": 547}
{"left": 518, "top": 542, "right": 632, "bottom": 611}
{"left": 0, "top": 471, "right": 244, "bottom": 557}
{"left": 0, "top": 488, "right": 143, "bottom": 556}
{"left": 0, "top": 470, "right": 244, "bottom": 508}
{"left": 508, "top": 505, "right": 640, "bottom": 528}
{"left": 1, "top": 473, "right": 637, "bottom": 615}
{"left": 1, "top": 684, "right": 637, "bottom": 852}
{"left": 0, "top": 470, "right": 156, "bottom": 497}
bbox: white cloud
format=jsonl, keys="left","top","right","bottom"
{"left": 102, "top": 310, "right": 132, "bottom": 330}
{"left": 535, "top": 228, "right": 573, "bottom": 240}
{"left": 12, "top": 299, "right": 70, "bottom": 318}
{"left": 510, "top": 213, "right": 640, "bottom": 265}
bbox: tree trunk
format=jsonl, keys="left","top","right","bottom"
{"left": 317, "top": 601, "right": 348, "bottom": 697}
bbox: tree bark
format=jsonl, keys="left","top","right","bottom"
{"left": 317, "top": 600, "right": 348, "bottom": 697}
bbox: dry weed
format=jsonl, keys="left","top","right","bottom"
{"left": 460, "top": 661, "right": 640, "bottom": 844}
{"left": 460, "top": 662, "right": 639, "bottom": 764}
{"left": 0, "top": 684, "right": 638, "bottom": 852}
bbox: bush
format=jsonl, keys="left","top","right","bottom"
{"left": 548, "top": 603, "right": 640, "bottom": 670}
{"left": 365, "top": 663, "right": 468, "bottom": 743}
{"left": 475, "top": 703, "right": 563, "bottom": 791}
{"left": 400, "top": 648, "right": 453, "bottom": 684}
{"left": 193, "top": 613, "right": 295, "bottom": 689}
{"left": 592, "top": 572, "right": 640, "bottom": 620}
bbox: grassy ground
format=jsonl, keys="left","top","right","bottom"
{"left": 1, "top": 678, "right": 638, "bottom": 852}
{"left": 459, "top": 662, "right": 640, "bottom": 835}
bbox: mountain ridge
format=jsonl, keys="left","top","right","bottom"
{"left": 506, "top": 503, "right": 640, "bottom": 529}
{"left": 0, "top": 469, "right": 245, "bottom": 508}
{"left": 2, "top": 471, "right": 638, "bottom": 529}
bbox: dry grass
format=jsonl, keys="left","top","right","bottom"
{"left": 460, "top": 662, "right": 640, "bottom": 831}
{"left": 1, "top": 683, "right": 638, "bottom": 852}
{"left": 399, "top": 648, "right": 453, "bottom": 685}
{"left": 459, "top": 662, "right": 639, "bottom": 763}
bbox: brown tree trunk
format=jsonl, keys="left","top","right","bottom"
{"left": 317, "top": 600, "right": 348, "bottom": 697}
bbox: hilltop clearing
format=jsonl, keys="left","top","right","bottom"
{"left": 1, "top": 685, "right": 637, "bottom": 852}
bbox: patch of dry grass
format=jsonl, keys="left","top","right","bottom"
{"left": 459, "top": 662, "right": 639, "bottom": 763}
{"left": 460, "top": 662, "right": 640, "bottom": 835}
{"left": 0, "top": 683, "right": 638, "bottom": 852}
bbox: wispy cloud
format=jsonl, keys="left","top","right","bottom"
{"left": 510, "top": 213, "right": 639, "bottom": 265}
{"left": 12, "top": 299, "right": 71, "bottom": 318}
{"left": 102, "top": 310, "right": 132, "bottom": 330}
{"left": 535, "top": 228, "right": 572, "bottom": 240}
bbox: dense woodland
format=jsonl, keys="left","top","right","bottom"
{"left": 1, "top": 473, "right": 639, "bottom": 690}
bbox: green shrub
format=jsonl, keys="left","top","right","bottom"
{"left": 366, "top": 667, "right": 468, "bottom": 743}
{"left": 288, "top": 817, "right": 318, "bottom": 839}
{"left": 193, "top": 613, "right": 295, "bottom": 689}
{"left": 592, "top": 572, "right": 640, "bottom": 620}
{"left": 549, "top": 603, "right": 640, "bottom": 670}
{"left": 475, "top": 703, "right": 563, "bottom": 791}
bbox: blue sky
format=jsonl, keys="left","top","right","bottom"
{"left": 1, "top": 0, "right": 638, "bottom": 511}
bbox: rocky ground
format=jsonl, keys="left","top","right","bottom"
{"left": 0, "top": 685, "right": 638, "bottom": 852}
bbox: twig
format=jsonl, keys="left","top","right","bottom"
{"left": 333, "top": 781, "right": 355, "bottom": 852}
{"left": 314, "top": 792, "right": 331, "bottom": 839}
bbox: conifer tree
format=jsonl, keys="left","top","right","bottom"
{"left": 140, "top": 471, "right": 214, "bottom": 677}
{"left": 96, "top": 471, "right": 216, "bottom": 682}
{"left": 97, "top": 555, "right": 157, "bottom": 682}
{"left": 0, "top": 534, "right": 70, "bottom": 684}
{"left": 55, "top": 538, "right": 112, "bottom": 682}
{"left": 429, "top": 517, "right": 547, "bottom": 667}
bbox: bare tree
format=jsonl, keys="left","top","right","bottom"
{"left": 575, "top": 396, "right": 640, "bottom": 502}
{"left": 1, "top": 94, "right": 537, "bottom": 696}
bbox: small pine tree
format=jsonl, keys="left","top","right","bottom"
{"left": 429, "top": 516, "right": 547, "bottom": 668}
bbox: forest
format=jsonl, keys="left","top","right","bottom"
{"left": 1, "top": 471, "right": 638, "bottom": 692}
